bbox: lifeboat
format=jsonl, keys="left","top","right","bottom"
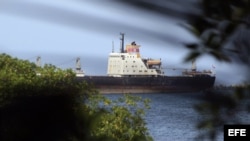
{"left": 147, "top": 60, "right": 161, "bottom": 65}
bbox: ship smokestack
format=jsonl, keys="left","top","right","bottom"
{"left": 120, "top": 33, "right": 125, "bottom": 53}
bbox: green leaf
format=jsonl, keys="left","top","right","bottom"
{"left": 185, "top": 43, "right": 199, "bottom": 50}
{"left": 208, "top": 50, "right": 231, "bottom": 62}
{"left": 184, "top": 51, "right": 201, "bottom": 62}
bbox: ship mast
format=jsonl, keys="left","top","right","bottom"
{"left": 75, "top": 57, "right": 84, "bottom": 77}
{"left": 191, "top": 59, "right": 197, "bottom": 71}
{"left": 112, "top": 40, "right": 114, "bottom": 53}
{"left": 76, "top": 57, "right": 81, "bottom": 71}
{"left": 120, "top": 33, "right": 125, "bottom": 53}
{"left": 36, "top": 56, "right": 41, "bottom": 67}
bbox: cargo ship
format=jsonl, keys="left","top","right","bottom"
{"left": 75, "top": 33, "right": 216, "bottom": 94}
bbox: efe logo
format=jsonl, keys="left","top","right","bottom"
{"left": 228, "top": 129, "right": 246, "bottom": 136}
{"left": 224, "top": 125, "right": 250, "bottom": 141}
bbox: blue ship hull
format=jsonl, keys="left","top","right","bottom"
{"left": 76, "top": 75, "right": 216, "bottom": 94}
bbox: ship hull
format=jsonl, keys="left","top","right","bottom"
{"left": 76, "top": 75, "right": 216, "bottom": 94}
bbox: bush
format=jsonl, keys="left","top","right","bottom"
{"left": 0, "top": 54, "right": 152, "bottom": 141}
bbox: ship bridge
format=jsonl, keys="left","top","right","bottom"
{"left": 107, "top": 40, "right": 163, "bottom": 77}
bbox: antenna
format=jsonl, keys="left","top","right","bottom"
{"left": 120, "top": 32, "right": 125, "bottom": 53}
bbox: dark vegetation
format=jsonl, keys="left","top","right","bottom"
{"left": 119, "top": 0, "right": 250, "bottom": 140}
{"left": 0, "top": 53, "right": 152, "bottom": 141}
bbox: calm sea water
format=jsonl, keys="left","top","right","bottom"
{"left": 104, "top": 92, "right": 249, "bottom": 141}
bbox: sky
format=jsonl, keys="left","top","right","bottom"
{"left": 0, "top": 0, "right": 249, "bottom": 85}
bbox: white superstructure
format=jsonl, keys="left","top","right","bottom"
{"left": 107, "top": 41, "right": 163, "bottom": 77}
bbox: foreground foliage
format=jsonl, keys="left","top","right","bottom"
{"left": 0, "top": 53, "right": 152, "bottom": 141}
{"left": 118, "top": 0, "right": 250, "bottom": 140}
{"left": 86, "top": 94, "right": 152, "bottom": 141}
{"left": 195, "top": 86, "right": 250, "bottom": 141}
{"left": 184, "top": 1, "right": 250, "bottom": 140}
